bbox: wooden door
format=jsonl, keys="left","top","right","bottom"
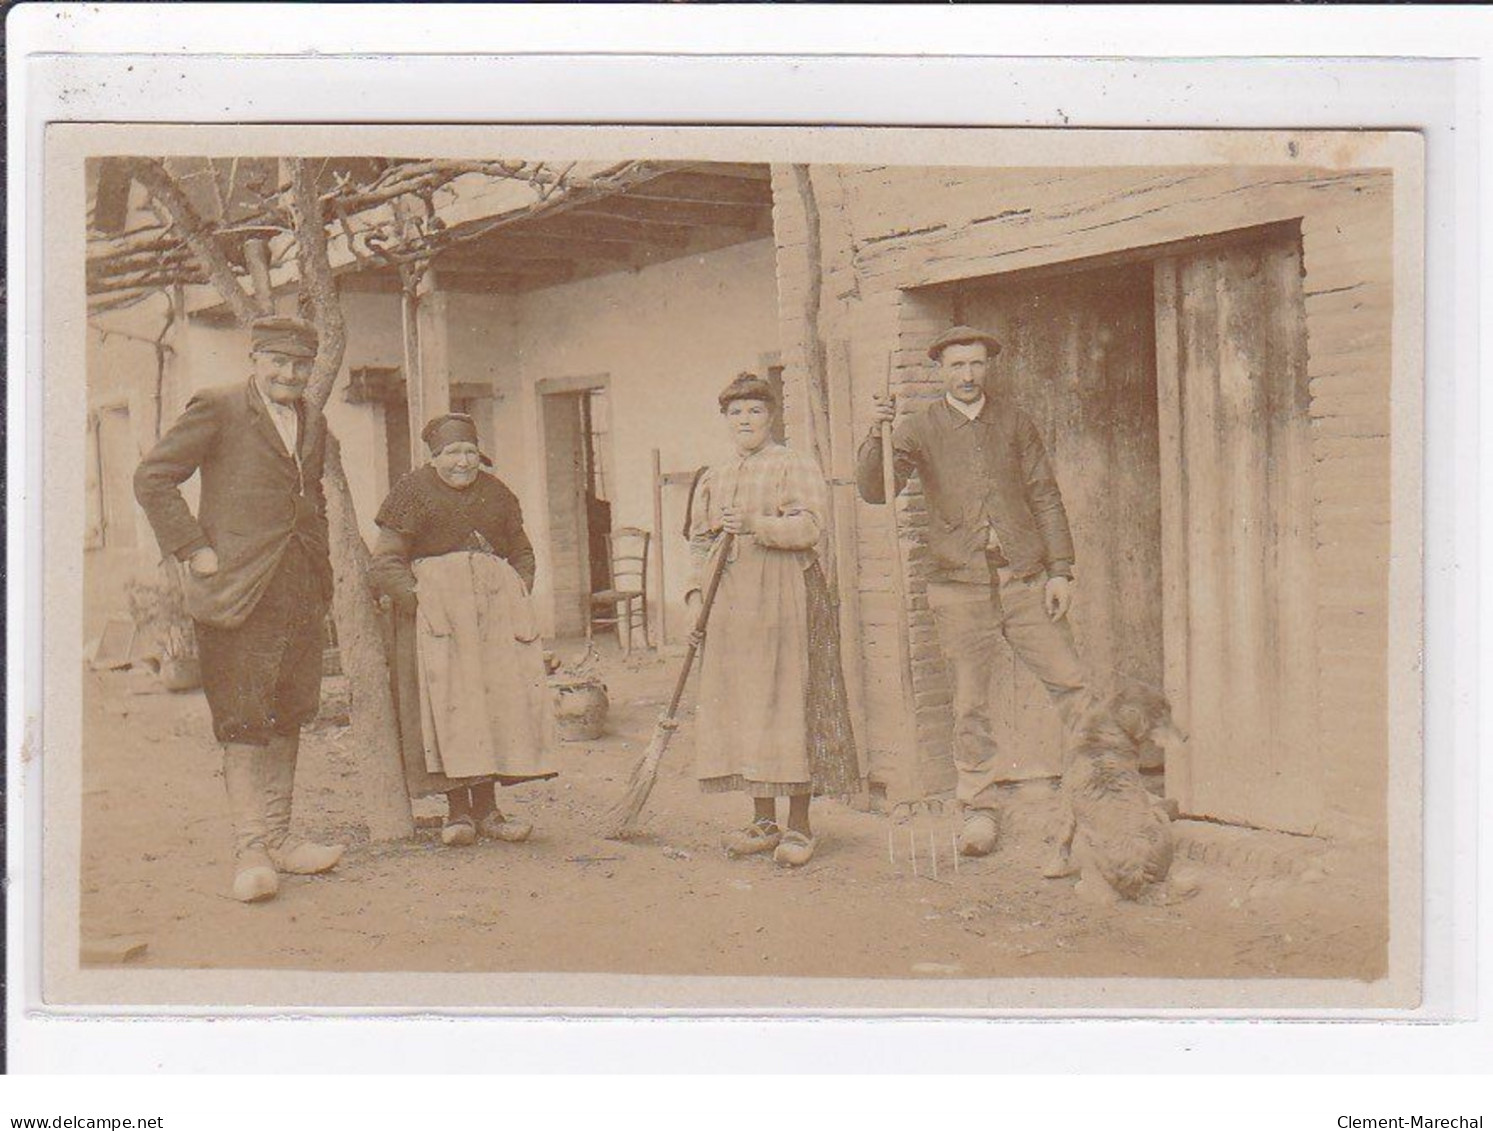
{"left": 958, "top": 263, "right": 1164, "bottom": 779}
{"left": 541, "top": 391, "right": 591, "bottom": 638}
{"left": 1153, "top": 227, "right": 1321, "bottom": 833}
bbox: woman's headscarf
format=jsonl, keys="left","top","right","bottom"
{"left": 421, "top": 413, "right": 493, "bottom": 467}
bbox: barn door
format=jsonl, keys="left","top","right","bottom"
{"left": 958, "top": 263, "right": 1163, "bottom": 780}
{"left": 1153, "top": 226, "right": 1322, "bottom": 833}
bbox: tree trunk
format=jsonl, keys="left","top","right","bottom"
{"left": 290, "top": 156, "right": 415, "bottom": 842}
{"left": 322, "top": 432, "right": 413, "bottom": 840}
{"left": 790, "top": 164, "right": 838, "bottom": 591}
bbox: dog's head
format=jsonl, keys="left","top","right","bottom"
{"left": 1105, "top": 680, "right": 1187, "bottom": 756}
{"left": 1068, "top": 683, "right": 1182, "bottom": 760}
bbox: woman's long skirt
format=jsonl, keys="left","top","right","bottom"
{"left": 696, "top": 538, "right": 860, "bottom": 798}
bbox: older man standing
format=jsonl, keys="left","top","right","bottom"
{"left": 135, "top": 315, "right": 344, "bottom": 903}
{"left": 856, "top": 325, "right": 1087, "bottom": 862}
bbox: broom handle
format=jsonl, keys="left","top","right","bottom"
{"left": 662, "top": 531, "right": 736, "bottom": 718}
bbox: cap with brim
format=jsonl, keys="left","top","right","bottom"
{"left": 250, "top": 316, "right": 319, "bottom": 359}
{"left": 927, "top": 324, "right": 1002, "bottom": 361}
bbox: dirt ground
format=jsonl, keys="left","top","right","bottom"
{"left": 79, "top": 645, "right": 1388, "bottom": 985}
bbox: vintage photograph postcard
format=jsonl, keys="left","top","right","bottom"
{"left": 42, "top": 124, "right": 1423, "bottom": 1012}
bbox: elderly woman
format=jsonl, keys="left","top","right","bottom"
{"left": 687, "top": 373, "right": 861, "bottom": 866}
{"left": 369, "top": 413, "right": 557, "bottom": 847}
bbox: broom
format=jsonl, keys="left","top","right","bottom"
{"left": 604, "top": 531, "right": 736, "bottom": 839}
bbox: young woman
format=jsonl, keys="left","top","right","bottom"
{"left": 369, "top": 413, "right": 556, "bottom": 846}
{"left": 687, "top": 373, "right": 860, "bottom": 866}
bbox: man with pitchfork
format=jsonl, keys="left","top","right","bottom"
{"left": 857, "top": 326, "right": 1087, "bottom": 870}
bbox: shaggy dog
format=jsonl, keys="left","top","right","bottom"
{"left": 1044, "top": 681, "right": 1194, "bottom": 905}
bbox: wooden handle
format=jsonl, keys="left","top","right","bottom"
{"left": 662, "top": 532, "right": 736, "bottom": 718}
{"left": 881, "top": 377, "right": 918, "bottom": 791}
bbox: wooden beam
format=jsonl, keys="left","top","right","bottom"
{"left": 436, "top": 253, "right": 580, "bottom": 274}
{"left": 337, "top": 270, "right": 404, "bottom": 295}
{"left": 680, "top": 162, "right": 773, "bottom": 181}
{"left": 459, "top": 232, "right": 637, "bottom": 262}
{"left": 451, "top": 380, "right": 499, "bottom": 401}
{"left": 436, "top": 264, "right": 575, "bottom": 292}
{"left": 570, "top": 197, "right": 764, "bottom": 230}
{"left": 618, "top": 172, "right": 775, "bottom": 208}
{"left": 531, "top": 213, "right": 695, "bottom": 247}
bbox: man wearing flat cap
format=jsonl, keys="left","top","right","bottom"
{"left": 857, "top": 325, "right": 1086, "bottom": 862}
{"left": 135, "top": 314, "right": 345, "bottom": 903}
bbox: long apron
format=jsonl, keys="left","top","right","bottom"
{"left": 695, "top": 536, "right": 813, "bottom": 790}
{"left": 412, "top": 551, "right": 557, "bottom": 781}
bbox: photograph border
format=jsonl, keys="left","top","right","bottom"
{"left": 5, "top": 11, "right": 1483, "bottom": 1074}
{"left": 41, "top": 120, "right": 1425, "bottom": 1016}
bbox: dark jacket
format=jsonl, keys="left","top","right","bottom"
{"left": 856, "top": 395, "right": 1075, "bottom": 585}
{"left": 133, "top": 379, "right": 332, "bottom": 629}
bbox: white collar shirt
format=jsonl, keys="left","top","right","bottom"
{"left": 946, "top": 392, "right": 987, "bottom": 422}
{"left": 255, "top": 380, "right": 301, "bottom": 465}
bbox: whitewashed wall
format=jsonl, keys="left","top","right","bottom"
{"left": 510, "top": 238, "right": 781, "bottom": 640}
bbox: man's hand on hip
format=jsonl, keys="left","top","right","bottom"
{"left": 188, "top": 546, "right": 220, "bottom": 578}
{"left": 1044, "top": 575, "right": 1072, "bottom": 621}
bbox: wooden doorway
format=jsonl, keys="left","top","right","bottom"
{"left": 955, "top": 262, "right": 1163, "bottom": 781}
{"left": 539, "top": 376, "right": 613, "bottom": 639}
{"left": 921, "top": 221, "right": 1319, "bottom": 832}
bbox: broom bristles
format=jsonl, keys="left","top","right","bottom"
{"left": 603, "top": 729, "right": 672, "bottom": 839}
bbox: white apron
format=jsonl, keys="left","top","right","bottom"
{"left": 412, "top": 551, "right": 556, "bottom": 780}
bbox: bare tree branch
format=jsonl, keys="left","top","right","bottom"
{"left": 287, "top": 157, "right": 347, "bottom": 412}
{"left": 87, "top": 158, "right": 659, "bottom": 303}
{"left": 123, "top": 157, "right": 266, "bottom": 324}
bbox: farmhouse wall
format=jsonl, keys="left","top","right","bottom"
{"left": 772, "top": 162, "right": 1394, "bottom": 840}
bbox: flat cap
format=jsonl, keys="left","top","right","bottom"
{"left": 717, "top": 371, "right": 778, "bottom": 411}
{"left": 250, "top": 315, "right": 319, "bottom": 359}
{"left": 927, "top": 324, "right": 1002, "bottom": 361}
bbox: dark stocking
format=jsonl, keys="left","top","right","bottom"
{"left": 470, "top": 781, "right": 497, "bottom": 820}
{"left": 787, "top": 794, "right": 812, "bottom": 838}
{"left": 752, "top": 797, "right": 777, "bottom": 828}
{"left": 446, "top": 787, "right": 472, "bottom": 822}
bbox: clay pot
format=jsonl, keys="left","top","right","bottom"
{"left": 160, "top": 655, "right": 202, "bottom": 693}
{"left": 551, "top": 677, "right": 609, "bottom": 742}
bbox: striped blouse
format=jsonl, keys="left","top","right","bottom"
{"left": 688, "top": 442, "right": 828, "bottom": 588}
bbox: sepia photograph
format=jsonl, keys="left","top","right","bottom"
{"left": 44, "top": 124, "right": 1423, "bottom": 1011}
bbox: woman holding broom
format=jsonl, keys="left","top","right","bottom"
{"left": 369, "top": 413, "right": 557, "bottom": 847}
{"left": 686, "top": 373, "right": 861, "bottom": 867}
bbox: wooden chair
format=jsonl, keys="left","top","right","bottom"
{"left": 588, "top": 526, "right": 650, "bottom": 655}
